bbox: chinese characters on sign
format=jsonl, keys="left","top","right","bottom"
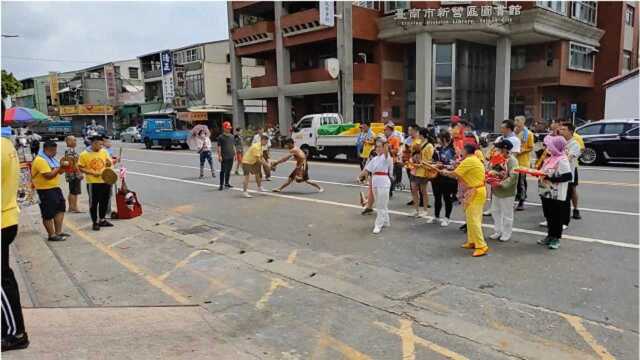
{"left": 173, "top": 64, "right": 186, "bottom": 108}
{"left": 160, "top": 50, "right": 175, "bottom": 104}
{"left": 319, "top": 0, "right": 335, "bottom": 27}
{"left": 48, "top": 72, "right": 59, "bottom": 107}
{"left": 394, "top": 4, "right": 522, "bottom": 26}
{"left": 104, "top": 64, "right": 118, "bottom": 102}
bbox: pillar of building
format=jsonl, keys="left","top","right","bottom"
{"left": 336, "top": 1, "right": 354, "bottom": 123}
{"left": 275, "top": 3, "right": 292, "bottom": 136}
{"left": 227, "top": 3, "right": 245, "bottom": 129}
{"left": 494, "top": 36, "right": 511, "bottom": 131}
{"left": 415, "top": 32, "right": 432, "bottom": 127}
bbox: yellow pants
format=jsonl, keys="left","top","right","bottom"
{"left": 464, "top": 187, "right": 487, "bottom": 249}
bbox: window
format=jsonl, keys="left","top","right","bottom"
{"left": 114, "top": 66, "right": 120, "bottom": 75}
{"left": 392, "top": 106, "right": 401, "bottom": 118}
{"left": 511, "top": 48, "right": 526, "bottom": 70}
{"left": 625, "top": 6, "right": 634, "bottom": 26}
{"left": 226, "top": 78, "right": 231, "bottom": 94}
{"left": 541, "top": 96, "right": 557, "bottom": 122}
{"left": 384, "top": 1, "right": 408, "bottom": 14}
{"left": 185, "top": 73, "right": 204, "bottom": 100}
{"left": 433, "top": 43, "right": 454, "bottom": 122}
{"left": 626, "top": 127, "right": 639, "bottom": 137}
{"left": 623, "top": 51, "right": 632, "bottom": 72}
{"left": 297, "top": 117, "right": 313, "bottom": 129}
{"left": 577, "top": 124, "right": 602, "bottom": 135}
{"left": 569, "top": 42, "right": 595, "bottom": 72}
{"left": 602, "top": 123, "right": 626, "bottom": 135}
{"left": 354, "top": 1, "right": 377, "bottom": 10}
{"left": 571, "top": 1, "right": 597, "bottom": 25}
{"left": 184, "top": 48, "right": 201, "bottom": 63}
{"left": 128, "top": 67, "right": 139, "bottom": 79}
{"left": 537, "top": 1, "right": 566, "bottom": 15}
{"left": 546, "top": 46, "right": 554, "bottom": 66}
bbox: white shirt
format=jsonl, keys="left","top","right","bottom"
{"left": 365, "top": 154, "right": 393, "bottom": 188}
{"left": 497, "top": 133, "right": 521, "bottom": 154}
{"left": 538, "top": 158, "right": 571, "bottom": 201}
{"left": 252, "top": 133, "right": 271, "bottom": 149}
{"left": 565, "top": 138, "right": 581, "bottom": 173}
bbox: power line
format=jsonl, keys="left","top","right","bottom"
{"left": 1, "top": 56, "right": 102, "bottom": 64}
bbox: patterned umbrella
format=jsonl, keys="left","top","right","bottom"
{"left": 190, "top": 124, "right": 210, "bottom": 137}
{"left": 187, "top": 124, "right": 210, "bottom": 151}
{"left": 3, "top": 107, "right": 49, "bottom": 125}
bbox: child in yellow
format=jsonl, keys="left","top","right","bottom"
{"left": 441, "top": 144, "right": 488, "bottom": 257}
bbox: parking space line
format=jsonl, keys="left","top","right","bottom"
{"left": 316, "top": 332, "right": 373, "bottom": 360}
{"left": 399, "top": 319, "right": 417, "bottom": 360}
{"left": 158, "top": 249, "right": 210, "bottom": 281}
{"left": 126, "top": 170, "right": 640, "bottom": 250}
{"left": 124, "top": 159, "right": 639, "bottom": 217}
{"left": 255, "top": 278, "right": 291, "bottom": 310}
{"left": 375, "top": 320, "right": 469, "bottom": 360}
{"left": 561, "top": 314, "right": 616, "bottom": 360}
{"left": 65, "top": 220, "right": 191, "bottom": 304}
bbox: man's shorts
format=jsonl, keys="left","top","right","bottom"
{"left": 68, "top": 178, "right": 82, "bottom": 195}
{"left": 572, "top": 168, "right": 579, "bottom": 186}
{"left": 36, "top": 187, "right": 66, "bottom": 220}
{"left": 242, "top": 162, "right": 261, "bottom": 176}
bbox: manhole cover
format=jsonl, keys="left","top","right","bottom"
{"left": 174, "top": 224, "right": 214, "bottom": 235}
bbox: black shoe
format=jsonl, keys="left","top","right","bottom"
{"left": 516, "top": 201, "right": 525, "bottom": 211}
{"left": 361, "top": 208, "right": 374, "bottom": 215}
{"left": 406, "top": 200, "right": 414, "bottom": 206}
{"left": 58, "top": 232, "right": 71, "bottom": 238}
{"left": 98, "top": 220, "right": 114, "bottom": 227}
{"left": 47, "top": 235, "right": 65, "bottom": 241}
{"left": 572, "top": 209, "right": 582, "bottom": 220}
{"left": 225, "top": 183, "right": 232, "bottom": 188}
{"left": 2, "top": 333, "right": 29, "bottom": 352}
{"left": 92, "top": 223, "right": 101, "bottom": 231}
{"left": 218, "top": 185, "right": 224, "bottom": 191}
{"left": 537, "top": 236, "right": 551, "bottom": 245}
{"left": 459, "top": 224, "right": 467, "bottom": 233}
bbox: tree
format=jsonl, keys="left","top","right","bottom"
{"left": 2, "top": 70, "right": 22, "bottom": 99}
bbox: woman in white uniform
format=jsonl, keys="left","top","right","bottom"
{"left": 359, "top": 138, "right": 393, "bottom": 234}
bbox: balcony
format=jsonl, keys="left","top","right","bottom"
{"left": 143, "top": 69, "right": 161, "bottom": 80}
{"left": 291, "top": 68, "right": 334, "bottom": 84}
{"left": 353, "top": 63, "right": 381, "bottom": 94}
{"left": 281, "top": 8, "right": 337, "bottom": 47}
{"left": 250, "top": 75, "right": 277, "bottom": 88}
{"left": 231, "top": 1, "right": 259, "bottom": 11}
{"left": 231, "top": 21, "right": 276, "bottom": 55}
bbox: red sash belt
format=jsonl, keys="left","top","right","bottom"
{"left": 374, "top": 172, "right": 389, "bottom": 176}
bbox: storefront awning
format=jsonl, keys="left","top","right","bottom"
{"left": 187, "top": 107, "right": 230, "bottom": 113}
{"left": 123, "top": 85, "right": 143, "bottom": 93}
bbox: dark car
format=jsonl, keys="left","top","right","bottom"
{"left": 577, "top": 119, "right": 639, "bottom": 165}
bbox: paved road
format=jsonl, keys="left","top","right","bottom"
{"left": 8, "top": 140, "right": 638, "bottom": 359}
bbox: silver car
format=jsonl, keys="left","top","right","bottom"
{"left": 120, "top": 127, "right": 141, "bottom": 143}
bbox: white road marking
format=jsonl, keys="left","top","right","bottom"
{"left": 126, "top": 170, "right": 639, "bottom": 250}
{"left": 124, "top": 159, "right": 639, "bottom": 217}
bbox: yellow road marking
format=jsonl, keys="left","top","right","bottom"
{"left": 65, "top": 221, "right": 190, "bottom": 304}
{"left": 317, "top": 332, "right": 373, "bottom": 360}
{"left": 171, "top": 204, "right": 194, "bottom": 214}
{"left": 287, "top": 249, "right": 298, "bottom": 264}
{"left": 158, "top": 249, "right": 210, "bottom": 281}
{"left": 375, "top": 320, "right": 469, "bottom": 360}
{"left": 561, "top": 314, "right": 616, "bottom": 360}
{"left": 255, "top": 278, "right": 291, "bottom": 310}
{"left": 398, "top": 319, "right": 416, "bottom": 360}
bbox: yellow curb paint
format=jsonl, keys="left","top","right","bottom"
{"left": 375, "top": 320, "right": 469, "bottom": 360}
{"left": 255, "top": 278, "right": 291, "bottom": 310}
{"left": 65, "top": 220, "right": 190, "bottom": 305}
{"left": 158, "top": 249, "right": 210, "bottom": 281}
{"left": 561, "top": 314, "right": 616, "bottom": 360}
{"left": 316, "top": 332, "right": 373, "bottom": 360}
{"left": 399, "top": 319, "right": 417, "bottom": 360}
{"left": 287, "top": 249, "right": 298, "bottom": 264}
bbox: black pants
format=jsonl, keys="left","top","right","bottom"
{"left": 541, "top": 196, "right": 570, "bottom": 238}
{"left": 87, "top": 183, "right": 111, "bottom": 224}
{"left": 389, "top": 163, "right": 403, "bottom": 197}
{"left": 432, "top": 177, "right": 457, "bottom": 219}
{"left": 219, "top": 158, "right": 234, "bottom": 187}
{"left": 2, "top": 225, "right": 26, "bottom": 337}
{"left": 516, "top": 174, "right": 527, "bottom": 202}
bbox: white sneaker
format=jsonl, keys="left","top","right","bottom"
{"left": 483, "top": 210, "right": 491, "bottom": 216}
{"left": 373, "top": 226, "right": 382, "bottom": 234}
{"left": 384, "top": 222, "right": 391, "bottom": 228}
{"left": 243, "top": 192, "right": 253, "bottom": 198}
{"left": 539, "top": 221, "right": 548, "bottom": 227}
{"left": 440, "top": 218, "right": 450, "bottom": 227}
{"left": 499, "top": 236, "right": 511, "bottom": 242}
{"left": 412, "top": 210, "right": 421, "bottom": 218}
{"left": 563, "top": 224, "right": 568, "bottom": 230}
{"left": 259, "top": 186, "right": 267, "bottom": 192}
{"left": 318, "top": 187, "right": 325, "bottom": 193}
{"left": 426, "top": 216, "right": 438, "bottom": 224}
{"left": 489, "top": 232, "right": 502, "bottom": 240}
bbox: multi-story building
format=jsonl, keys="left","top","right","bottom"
{"left": 138, "top": 40, "right": 267, "bottom": 128}
{"left": 227, "top": 1, "right": 639, "bottom": 135}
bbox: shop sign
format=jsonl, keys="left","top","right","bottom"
{"left": 48, "top": 72, "right": 59, "bottom": 106}
{"left": 394, "top": 4, "right": 522, "bottom": 26}
{"left": 319, "top": 0, "right": 335, "bottom": 27}
{"left": 104, "top": 64, "right": 118, "bottom": 101}
{"left": 160, "top": 50, "right": 175, "bottom": 104}
{"left": 59, "top": 104, "right": 114, "bottom": 116}
{"left": 177, "top": 111, "right": 208, "bottom": 122}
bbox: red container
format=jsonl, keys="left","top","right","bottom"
{"left": 114, "top": 190, "right": 142, "bottom": 219}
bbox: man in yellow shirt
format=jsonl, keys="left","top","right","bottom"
{"left": 241, "top": 134, "right": 270, "bottom": 198}
{"left": 31, "top": 140, "right": 70, "bottom": 241}
{"left": 514, "top": 116, "right": 535, "bottom": 210}
{"left": 1, "top": 138, "right": 30, "bottom": 351}
{"left": 441, "top": 144, "right": 488, "bottom": 257}
{"left": 78, "top": 135, "right": 113, "bottom": 231}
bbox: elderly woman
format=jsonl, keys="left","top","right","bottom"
{"left": 358, "top": 138, "right": 393, "bottom": 234}
{"left": 440, "top": 143, "right": 488, "bottom": 257}
{"left": 538, "top": 135, "right": 572, "bottom": 249}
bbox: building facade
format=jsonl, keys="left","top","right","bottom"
{"left": 138, "top": 40, "right": 267, "bottom": 129}
{"left": 227, "top": 1, "right": 639, "bottom": 134}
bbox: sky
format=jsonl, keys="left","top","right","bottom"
{"left": 1, "top": 1, "right": 229, "bottom": 80}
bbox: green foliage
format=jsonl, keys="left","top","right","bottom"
{"left": 1, "top": 70, "right": 22, "bottom": 99}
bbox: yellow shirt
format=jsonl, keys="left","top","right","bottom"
{"left": 516, "top": 129, "right": 535, "bottom": 167}
{"left": 414, "top": 143, "right": 435, "bottom": 178}
{"left": 78, "top": 149, "right": 110, "bottom": 184}
{"left": 474, "top": 149, "right": 485, "bottom": 162}
{"left": 242, "top": 142, "right": 263, "bottom": 165}
{"left": 454, "top": 155, "right": 485, "bottom": 188}
{"left": 573, "top": 133, "right": 585, "bottom": 150}
{"left": 31, "top": 155, "right": 60, "bottom": 190}
{"left": 2, "top": 138, "right": 20, "bottom": 228}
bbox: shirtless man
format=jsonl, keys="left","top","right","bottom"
{"left": 271, "top": 139, "right": 324, "bottom": 193}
